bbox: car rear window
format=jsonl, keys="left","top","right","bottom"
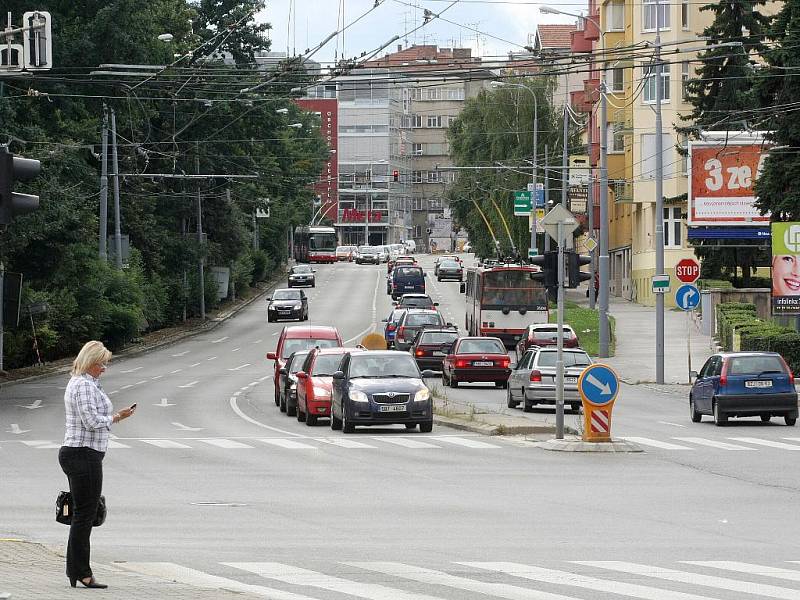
{"left": 406, "top": 313, "right": 443, "bottom": 327}
{"left": 311, "top": 354, "right": 344, "bottom": 376}
{"left": 458, "top": 339, "right": 505, "bottom": 354}
{"left": 727, "top": 355, "right": 786, "bottom": 376}
{"left": 400, "top": 297, "right": 432, "bottom": 308}
{"left": 532, "top": 327, "right": 574, "bottom": 340}
{"left": 287, "top": 352, "right": 310, "bottom": 373}
{"left": 419, "top": 332, "right": 459, "bottom": 345}
{"left": 282, "top": 337, "right": 339, "bottom": 358}
{"left": 440, "top": 261, "right": 460, "bottom": 269}
{"left": 536, "top": 351, "right": 591, "bottom": 368}
{"left": 388, "top": 309, "right": 406, "bottom": 322}
{"left": 395, "top": 267, "right": 424, "bottom": 279}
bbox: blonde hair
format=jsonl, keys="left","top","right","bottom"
{"left": 71, "top": 341, "right": 112, "bottom": 376}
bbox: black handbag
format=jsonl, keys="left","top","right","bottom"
{"left": 56, "top": 491, "right": 106, "bottom": 527}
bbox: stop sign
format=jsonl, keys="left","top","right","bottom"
{"left": 675, "top": 258, "right": 700, "bottom": 283}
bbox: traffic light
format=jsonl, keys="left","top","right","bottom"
{"left": 22, "top": 11, "right": 53, "bottom": 71}
{"left": 392, "top": 169, "right": 399, "bottom": 182}
{"left": 529, "top": 250, "right": 558, "bottom": 288}
{"left": 0, "top": 149, "right": 41, "bottom": 226}
{"left": 567, "top": 251, "right": 592, "bottom": 289}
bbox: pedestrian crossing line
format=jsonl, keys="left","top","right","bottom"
{"left": 140, "top": 439, "right": 192, "bottom": 449}
{"left": 618, "top": 437, "right": 693, "bottom": 450}
{"left": 684, "top": 561, "right": 800, "bottom": 583}
{"left": 348, "top": 561, "right": 582, "bottom": 600}
{"left": 315, "top": 438, "right": 377, "bottom": 449}
{"left": 21, "top": 440, "right": 60, "bottom": 449}
{"left": 200, "top": 438, "right": 254, "bottom": 449}
{"left": 374, "top": 437, "right": 442, "bottom": 449}
{"left": 119, "top": 562, "right": 320, "bottom": 600}
{"left": 107, "top": 440, "right": 131, "bottom": 449}
{"left": 671, "top": 437, "right": 755, "bottom": 450}
{"left": 727, "top": 437, "right": 800, "bottom": 450}
{"left": 577, "top": 560, "right": 800, "bottom": 600}
{"left": 258, "top": 438, "right": 317, "bottom": 450}
{"left": 461, "top": 562, "right": 723, "bottom": 600}
{"left": 225, "top": 562, "right": 447, "bottom": 600}
{"left": 431, "top": 436, "right": 501, "bottom": 449}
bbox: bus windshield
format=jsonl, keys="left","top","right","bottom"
{"left": 481, "top": 270, "right": 548, "bottom": 309}
{"left": 310, "top": 233, "right": 336, "bottom": 252}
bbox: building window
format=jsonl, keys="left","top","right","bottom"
{"left": 641, "top": 133, "right": 674, "bottom": 179}
{"left": 664, "top": 206, "right": 682, "bottom": 248}
{"left": 678, "top": 133, "right": 688, "bottom": 175}
{"left": 447, "top": 87, "right": 465, "bottom": 100}
{"left": 681, "top": 0, "right": 689, "bottom": 29}
{"left": 427, "top": 115, "right": 444, "bottom": 128}
{"left": 608, "top": 124, "right": 625, "bottom": 153}
{"left": 412, "top": 114, "right": 422, "bottom": 128}
{"left": 411, "top": 170, "right": 423, "bottom": 183}
{"left": 607, "top": 0, "right": 625, "bottom": 32}
{"left": 643, "top": 0, "right": 670, "bottom": 32}
{"left": 610, "top": 67, "right": 624, "bottom": 93}
{"left": 426, "top": 170, "right": 442, "bottom": 183}
{"left": 643, "top": 63, "right": 670, "bottom": 104}
{"left": 412, "top": 143, "right": 423, "bottom": 155}
{"left": 681, "top": 61, "right": 690, "bottom": 100}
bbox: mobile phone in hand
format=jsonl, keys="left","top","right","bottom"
{"left": 130, "top": 403, "right": 137, "bottom": 411}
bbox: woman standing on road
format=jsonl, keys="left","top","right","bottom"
{"left": 58, "top": 341, "right": 136, "bottom": 589}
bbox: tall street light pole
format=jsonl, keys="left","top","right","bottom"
{"left": 654, "top": 4, "right": 666, "bottom": 383}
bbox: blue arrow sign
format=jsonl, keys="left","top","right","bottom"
{"left": 578, "top": 364, "right": 619, "bottom": 406}
{"left": 676, "top": 283, "right": 700, "bottom": 311}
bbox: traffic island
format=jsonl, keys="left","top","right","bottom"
{"left": 537, "top": 437, "right": 643, "bottom": 453}
{"left": 432, "top": 397, "right": 579, "bottom": 436}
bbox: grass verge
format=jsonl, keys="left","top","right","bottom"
{"left": 549, "top": 300, "right": 615, "bottom": 357}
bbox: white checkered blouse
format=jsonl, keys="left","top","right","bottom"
{"left": 63, "top": 373, "right": 114, "bottom": 452}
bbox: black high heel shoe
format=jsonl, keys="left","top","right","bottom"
{"left": 69, "top": 576, "right": 108, "bottom": 589}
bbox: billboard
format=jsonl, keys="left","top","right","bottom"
{"left": 688, "top": 141, "right": 771, "bottom": 226}
{"left": 772, "top": 222, "right": 800, "bottom": 315}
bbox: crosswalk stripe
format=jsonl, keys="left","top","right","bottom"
{"left": 727, "top": 437, "right": 800, "bottom": 450}
{"left": 140, "top": 439, "right": 192, "bottom": 449}
{"left": 431, "top": 436, "right": 501, "bottom": 449}
{"left": 462, "top": 562, "right": 723, "bottom": 600}
{"left": 375, "top": 437, "right": 441, "bottom": 449}
{"left": 671, "top": 437, "right": 755, "bottom": 450}
{"left": 578, "top": 560, "right": 800, "bottom": 600}
{"left": 200, "top": 438, "right": 254, "bottom": 449}
{"left": 618, "top": 437, "right": 693, "bottom": 450}
{"left": 225, "top": 562, "right": 446, "bottom": 600}
{"left": 107, "top": 440, "right": 131, "bottom": 449}
{"left": 119, "top": 562, "right": 320, "bottom": 600}
{"left": 21, "top": 440, "right": 60, "bottom": 449}
{"left": 684, "top": 561, "right": 800, "bottom": 582}
{"left": 315, "top": 438, "right": 377, "bottom": 449}
{"left": 258, "top": 438, "right": 317, "bottom": 450}
{"left": 348, "top": 561, "right": 583, "bottom": 600}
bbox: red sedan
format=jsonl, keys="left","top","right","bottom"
{"left": 296, "top": 347, "right": 361, "bottom": 425}
{"left": 442, "top": 337, "right": 511, "bottom": 389}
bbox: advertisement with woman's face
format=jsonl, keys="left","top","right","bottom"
{"left": 772, "top": 222, "right": 800, "bottom": 315}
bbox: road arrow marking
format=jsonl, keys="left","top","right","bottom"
{"left": 8, "top": 424, "right": 30, "bottom": 434}
{"left": 155, "top": 398, "right": 175, "bottom": 407}
{"left": 585, "top": 373, "right": 612, "bottom": 395}
{"left": 171, "top": 422, "right": 203, "bottom": 431}
{"left": 18, "top": 399, "right": 43, "bottom": 410}
{"left": 228, "top": 364, "right": 251, "bottom": 371}
{"left": 178, "top": 381, "right": 199, "bottom": 388}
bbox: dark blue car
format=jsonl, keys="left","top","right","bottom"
{"left": 381, "top": 308, "right": 407, "bottom": 349}
{"left": 690, "top": 352, "right": 798, "bottom": 426}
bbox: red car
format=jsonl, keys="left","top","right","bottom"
{"left": 296, "top": 347, "right": 362, "bottom": 425}
{"left": 442, "top": 336, "right": 511, "bottom": 388}
{"left": 266, "top": 326, "right": 343, "bottom": 405}
{"left": 388, "top": 256, "right": 417, "bottom": 274}
{"left": 515, "top": 324, "right": 579, "bottom": 356}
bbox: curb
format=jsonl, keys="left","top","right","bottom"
{"left": 434, "top": 413, "right": 578, "bottom": 436}
{"left": 538, "top": 438, "right": 643, "bottom": 452}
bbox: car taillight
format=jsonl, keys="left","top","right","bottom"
{"left": 719, "top": 360, "right": 728, "bottom": 386}
{"left": 455, "top": 359, "right": 468, "bottom": 368}
{"left": 779, "top": 356, "right": 795, "bottom": 384}
{"left": 415, "top": 349, "right": 425, "bottom": 357}
{"left": 530, "top": 370, "right": 542, "bottom": 382}
{"left": 387, "top": 324, "right": 396, "bottom": 332}
{"left": 500, "top": 358, "right": 510, "bottom": 368}
{"left": 397, "top": 326, "right": 405, "bottom": 339}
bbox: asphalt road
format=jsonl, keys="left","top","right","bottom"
{"left": 3, "top": 254, "right": 800, "bottom": 600}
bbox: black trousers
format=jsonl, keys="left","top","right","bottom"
{"left": 58, "top": 446, "right": 104, "bottom": 580}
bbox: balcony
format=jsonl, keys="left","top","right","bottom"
{"left": 584, "top": 11, "right": 600, "bottom": 41}
{"left": 571, "top": 29, "right": 592, "bottom": 54}
{"left": 570, "top": 90, "right": 592, "bottom": 114}
{"left": 612, "top": 181, "right": 634, "bottom": 204}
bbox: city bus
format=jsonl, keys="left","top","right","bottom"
{"left": 294, "top": 226, "right": 337, "bottom": 263}
{"left": 462, "top": 263, "right": 549, "bottom": 346}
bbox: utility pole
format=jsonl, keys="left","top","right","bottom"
{"left": 598, "top": 73, "right": 610, "bottom": 358}
{"left": 99, "top": 106, "right": 108, "bottom": 260}
{"left": 562, "top": 102, "right": 569, "bottom": 211}
{"left": 110, "top": 108, "right": 123, "bottom": 269}
{"left": 0, "top": 262, "right": 4, "bottom": 373}
{"left": 587, "top": 105, "right": 596, "bottom": 310}
{"left": 195, "top": 143, "right": 205, "bottom": 320}
{"left": 654, "top": 6, "right": 665, "bottom": 383}
{"left": 544, "top": 143, "right": 550, "bottom": 253}
{"left": 555, "top": 221, "right": 565, "bottom": 439}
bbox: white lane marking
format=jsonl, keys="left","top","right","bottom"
{"left": 200, "top": 438, "right": 254, "bottom": 449}
{"left": 315, "top": 438, "right": 377, "bottom": 449}
{"left": 172, "top": 422, "right": 204, "bottom": 431}
{"left": 228, "top": 394, "right": 306, "bottom": 438}
{"left": 343, "top": 270, "right": 380, "bottom": 345}
{"left": 672, "top": 437, "right": 755, "bottom": 450}
{"left": 228, "top": 363, "right": 252, "bottom": 371}
{"left": 22, "top": 440, "right": 59, "bottom": 448}
{"left": 463, "top": 562, "right": 723, "bottom": 600}
{"left": 189, "top": 362, "right": 202, "bottom": 368}
{"left": 578, "top": 561, "right": 800, "bottom": 600}
{"left": 151, "top": 375, "right": 163, "bottom": 380}
{"left": 207, "top": 356, "right": 217, "bottom": 361}
{"left": 225, "top": 562, "right": 446, "bottom": 600}
{"left": 252, "top": 339, "right": 263, "bottom": 344}
{"left": 119, "top": 563, "right": 320, "bottom": 600}
{"left": 140, "top": 439, "right": 192, "bottom": 449}
{"left": 120, "top": 384, "right": 134, "bottom": 390}
{"left": 134, "top": 380, "right": 147, "bottom": 386}
{"left": 211, "top": 336, "right": 229, "bottom": 344}
{"left": 232, "top": 347, "right": 241, "bottom": 352}
{"left": 109, "top": 391, "right": 119, "bottom": 395}
{"left": 375, "top": 437, "right": 441, "bottom": 449}
{"left": 154, "top": 398, "right": 175, "bottom": 407}
{"left": 657, "top": 421, "right": 687, "bottom": 428}
{"left": 169, "top": 369, "right": 182, "bottom": 374}
{"left": 107, "top": 440, "right": 131, "bottom": 449}
{"left": 271, "top": 332, "right": 279, "bottom": 336}
{"left": 171, "top": 351, "right": 190, "bottom": 357}
{"left": 618, "top": 437, "right": 692, "bottom": 450}
{"left": 686, "top": 561, "right": 800, "bottom": 582}
{"left": 119, "top": 366, "right": 143, "bottom": 373}
{"left": 728, "top": 437, "right": 800, "bottom": 450}
{"left": 18, "top": 399, "right": 43, "bottom": 410}
{"left": 178, "top": 381, "right": 199, "bottom": 388}
{"left": 258, "top": 438, "right": 317, "bottom": 450}
{"left": 349, "top": 562, "right": 580, "bottom": 600}
{"left": 7, "top": 424, "right": 30, "bottom": 435}
{"left": 432, "top": 436, "right": 501, "bottom": 449}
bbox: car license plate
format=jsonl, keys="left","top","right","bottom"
{"left": 565, "top": 377, "right": 578, "bottom": 384}
{"left": 745, "top": 380, "right": 773, "bottom": 388}
{"left": 433, "top": 351, "right": 446, "bottom": 356}
{"left": 405, "top": 286, "right": 415, "bottom": 290}
{"left": 380, "top": 404, "right": 406, "bottom": 412}
{"left": 473, "top": 361, "right": 493, "bottom": 367}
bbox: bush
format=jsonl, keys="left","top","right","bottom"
{"left": 698, "top": 278, "right": 733, "bottom": 290}
{"left": 741, "top": 330, "right": 800, "bottom": 374}
{"left": 716, "top": 303, "right": 757, "bottom": 350}
{"left": 250, "top": 250, "right": 270, "bottom": 284}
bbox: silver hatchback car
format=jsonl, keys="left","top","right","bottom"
{"left": 507, "top": 347, "right": 592, "bottom": 412}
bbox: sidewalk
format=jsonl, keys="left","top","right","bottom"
{"left": 0, "top": 538, "right": 264, "bottom": 600}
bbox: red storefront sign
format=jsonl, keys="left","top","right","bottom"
{"left": 340, "top": 209, "right": 384, "bottom": 223}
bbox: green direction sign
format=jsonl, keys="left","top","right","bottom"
{"left": 514, "top": 191, "right": 532, "bottom": 216}
{"left": 528, "top": 248, "right": 539, "bottom": 258}
{"left": 651, "top": 274, "right": 671, "bottom": 294}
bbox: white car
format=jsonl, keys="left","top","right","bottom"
{"left": 403, "top": 240, "right": 417, "bottom": 254}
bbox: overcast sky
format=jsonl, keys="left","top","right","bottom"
{"left": 257, "top": 1, "right": 583, "bottom": 65}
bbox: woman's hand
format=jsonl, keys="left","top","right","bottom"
{"left": 113, "top": 405, "right": 136, "bottom": 424}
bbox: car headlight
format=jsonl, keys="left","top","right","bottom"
{"left": 414, "top": 388, "right": 430, "bottom": 402}
{"left": 313, "top": 386, "right": 331, "bottom": 398}
{"left": 349, "top": 389, "right": 369, "bottom": 402}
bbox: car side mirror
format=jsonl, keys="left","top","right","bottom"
{"left": 434, "top": 302, "right": 440, "bottom": 306}
{"left": 381, "top": 318, "right": 388, "bottom": 322}
{"left": 266, "top": 352, "right": 277, "bottom": 361}
{"left": 332, "top": 370, "right": 345, "bottom": 380}
{"left": 459, "top": 282, "right": 466, "bottom": 294}
{"left": 424, "top": 272, "right": 428, "bottom": 277}
{"left": 266, "top": 297, "right": 272, "bottom": 302}
{"left": 446, "top": 322, "right": 453, "bottom": 327}
{"left": 420, "top": 369, "right": 436, "bottom": 378}
{"left": 690, "top": 370, "right": 699, "bottom": 381}
{"left": 312, "top": 269, "right": 317, "bottom": 273}
{"left": 279, "top": 368, "right": 287, "bottom": 375}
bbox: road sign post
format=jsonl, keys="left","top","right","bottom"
{"left": 578, "top": 364, "right": 620, "bottom": 442}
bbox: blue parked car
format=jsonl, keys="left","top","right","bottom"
{"left": 690, "top": 352, "right": 798, "bottom": 426}
{"left": 381, "top": 308, "right": 407, "bottom": 349}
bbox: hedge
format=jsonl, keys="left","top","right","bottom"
{"left": 716, "top": 303, "right": 757, "bottom": 351}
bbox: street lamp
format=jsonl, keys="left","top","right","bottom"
{"left": 491, "top": 81, "right": 538, "bottom": 261}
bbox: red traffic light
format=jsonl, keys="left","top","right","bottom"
{"left": 392, "top": 170, "right": 399, "bottom": 182}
